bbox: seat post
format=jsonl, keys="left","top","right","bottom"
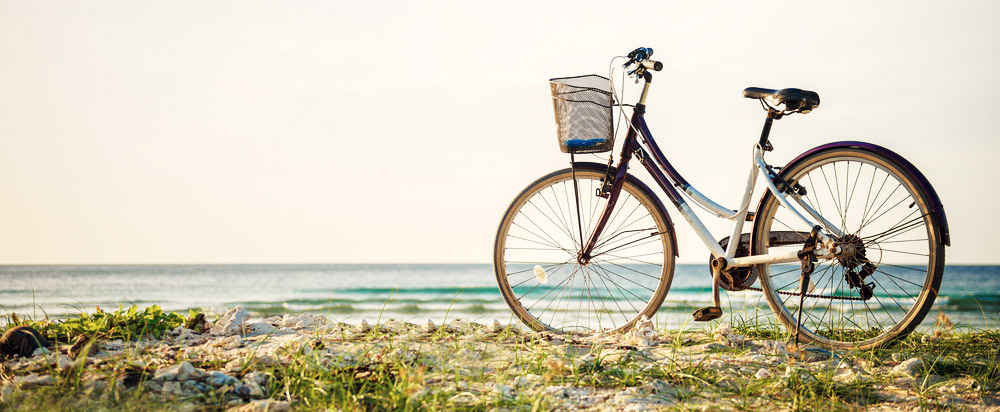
{"left": 758, "top": 108, "right": 781, "bottom": 150}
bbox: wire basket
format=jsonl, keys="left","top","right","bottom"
{"left": 550, "top": 75, "right": 614, "bottom": 154}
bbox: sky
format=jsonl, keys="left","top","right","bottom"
{"left": 0, "top": 1, "right": 997, "bottom": 264}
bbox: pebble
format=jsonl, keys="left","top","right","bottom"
{"left": 55, "top": 355, "right": 74, "bottom": 372}
{"left": 754, "top": 368, "right": 772, "bottom": 379}
{"left": 493, "top": 383, "right": 513, "bottom": 399}
{"left": 226, "top": 399, "right": 290, "bottom": 412}
{"left": 207, "top": 371, "right": 240, "bottom": 387}
{"left": 154, "top": 361, "right": 204, "bottom": 381}
{"left": 211, "top": 306, "right": 249, "bottom": 336}
{"left": 14, "top": 374, "right": 54, "bottom": 388}
{"left": 892, "top": 357, "right": 924, "bottom": 378}
{"left": 244, "top": 322, "right": 276, "bottom": 336}
{"left": 280, "top": 313, "right": 327, "bottom": 329}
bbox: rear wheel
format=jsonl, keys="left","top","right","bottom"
{"left": 494, "top": 164, "right": 676, "bottom": 333}
{"left": 751, "top": 147, "right": 945, "bottom": 349}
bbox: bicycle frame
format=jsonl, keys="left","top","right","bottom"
{"left": 579, "top": 98, "right": 839, "bottom": 268}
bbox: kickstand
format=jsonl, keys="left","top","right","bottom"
{"left": 793, "top": 225, "right": 822, "bottom": 347}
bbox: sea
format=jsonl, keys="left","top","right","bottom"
{"left": 2, "top": 264, "right": 998, "bottom": 331}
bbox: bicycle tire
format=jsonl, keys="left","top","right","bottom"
{"left": 494, "top": 163, "right": 676, "bottom": 333}
{"left": 751, "top": 145, "right": 945, "bottom": 349}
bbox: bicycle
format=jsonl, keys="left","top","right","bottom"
{"left": 492, "top": 47, "right": 950, "bottom": 349}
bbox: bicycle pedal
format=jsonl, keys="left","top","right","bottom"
{"left": 692, "top": 306, "right": 723, "bottom": 322}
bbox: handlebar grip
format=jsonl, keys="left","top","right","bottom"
{"left": 641, "top": 59, "right": 663, "bottom": 71}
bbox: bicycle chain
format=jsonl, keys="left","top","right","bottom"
{"left": 744, "top": 286, "right": 868, "bottom": 301}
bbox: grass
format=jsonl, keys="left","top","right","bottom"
{"left": 1, "top": 307, "right": 999, "bottom": 411}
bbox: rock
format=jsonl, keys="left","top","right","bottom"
{"left": 641, "top": 379, "right": 671, "bottom": 394}
{"left": 280, "top": 313, "right": 327, "bottom": 329}
{"left": 82, "top": 380, "right": 107, "bottom": 394}
{"left": 493, "top": 383, "right": 513, "bottom": 399}
{"left": 14, "top": 374, "right": 54, "bottom": 388}
{"left": 236, "top": 381, "right": 265, "bottom": 398}
{"left": 703, "top": 342, "right": 729, "bottom": 351}
{"left": 759, "top": 340, "right": 788, "bottom": 356}
{"left": 0, "top": 326, "right": 49, "bottom": 358}
{"left": 492, "top": 320, "right": 504, "bottom": 333}
{"left": 834, "top": 366, "right": 862, "bottom": 384}
{"left": 803, "top": 349, "right": 832, "bottom": 362}
{"left": 226, "top": 399, "right": 290, "bottom": 412}
{"left": 892, "top": 357, "right": 924, "bottom": 378}
{"left": 206, "top": 371, "right": 240, "bottom": 387}
{"left": 449, "top": 319, "right": 471, "bottom": 332}
{"left": 359, "top": 319, "right": 371, "bottom": 332}
{"left": 424, "top": 319, "right": 436, "bottom": 332}
{"left": 211, "top": 306, "right": 250, "bottom": 336}
{"left": 754, "top": 368, "right": 772, "bottom": 379}
{"left": 55, "top": 355, "right": 75, "bottom": 372}
{"left": 69, "top": 335, "right": 99, "bottom": 359}
{"left": 221, "top": 335, "right": 243, "bottom": 350}
{"left": 162, "top": 381, "right": 183, "bottom": 396}
{"left": 182, "top": 380, "right": 208, "bottom": 393}
{"left": 891, "top": 352, "right": 905, "bottom": 363}
{"left": 243, "top": 371, "right": 269, "bottom": 386}
{"left": 154, "top": 361, "right": 203, "bottom": 381}
{"left": 103, "top": 339, "right": 125, "bottom": 352}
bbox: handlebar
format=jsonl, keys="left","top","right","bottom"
{"left": 624, "top": 47, "right": 662, "bottom": 78}
{"left": 641, "top": 59, "right": 663, "bottom": 71}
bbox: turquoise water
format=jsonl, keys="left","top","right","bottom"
{"left": 2, "top": 264, "right": 998, "bottom": 330}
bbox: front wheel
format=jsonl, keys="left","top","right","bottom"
{"left": 751, "top": 146, "right": 945, "bottom": 349}
{"left": 494, "top": 163, "right": 676, "bottom": 333}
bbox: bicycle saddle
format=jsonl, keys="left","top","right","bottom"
{"left": 743, "top": 87, "right": 820, "bottom": 113}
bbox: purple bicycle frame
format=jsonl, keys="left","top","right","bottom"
{"left": 579, "top": 108, "right": 692, "bottom": 261}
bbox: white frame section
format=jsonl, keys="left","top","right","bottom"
{"left": 669, "top": 145, "right": 840, "bottom": 268}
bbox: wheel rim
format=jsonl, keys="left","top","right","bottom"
{"left": 495, "top": 169, "right": 673, "bottom": 333}
{"left": 757, "top": 153, "right": 940, "bottom": 347}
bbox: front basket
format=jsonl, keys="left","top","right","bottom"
{"left": 550, "top": 74, "right": 614, "bottom": 154}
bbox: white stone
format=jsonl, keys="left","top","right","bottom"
{"left": 359, "top": 319, "right": 371, "bottom": 332}
{"left": 211, "top": 306, "right": 249, "bottom": 336}
{"left": 55, "top": 355, "right": 74, "bottom": 372}
{"left": 760, "top": 340, "right": 788, "bottom": 356}
{"left": 492, "top": 319, "right": 504, "bottom": 333}
{"left": 161, "top": 381, "right": 183, "bottom": 396}
{"left": 154, "top": 361, "right": 203, "bottom": 381}
{"left": 244, "top": 322, "right": 276, "bottom": 336}
{"left": 424, "top": 319, "right": 436, "bottom": 332}
{"left": 15, "top": 374, "right": 54, "bottom": 388}
{"left": 754, "top": 368, "right": 772, "bottom": 379}
{"left": 222, "top": 335, "right": 243, "bottom": 350}
{"left": 280, "top": 313, "right": 328, "bottom": 329}
{"left": 226, "top": 399, "right": 290, "bottom": 412}
{"left": 493, "top": 383, "right": 513, "bottom": 399}
{"left": 892, "top": 357, "right": 924, "bottom": 378}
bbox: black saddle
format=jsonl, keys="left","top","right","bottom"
{"left": 743, "top": 87, "right": 820, "bottom": 113}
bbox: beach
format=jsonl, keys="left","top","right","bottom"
{"left": 2, "top": 306, "right": 997, "bottom": 411}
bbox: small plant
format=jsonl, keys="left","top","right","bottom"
{"left": 4, "top": 305, "right": 191, "bottom": 343}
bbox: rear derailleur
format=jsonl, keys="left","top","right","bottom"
{"left": 837, "top": 234, "right": 877, "bottom": 301}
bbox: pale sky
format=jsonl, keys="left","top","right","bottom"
{"left": 1, "top": 1, "right": 997, "bottom": 264}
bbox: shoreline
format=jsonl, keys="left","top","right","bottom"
{"left": 2, "top": 306, "right": 999, "bottom": 411}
